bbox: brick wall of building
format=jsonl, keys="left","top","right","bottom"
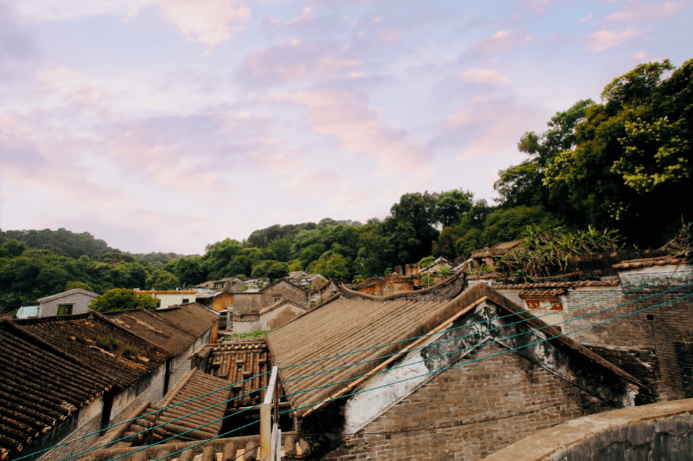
{"left": 40, "top": 292, "right": 97, "bottom": 317}
{"left": 322, "top": 342, "right": 611, "bottom": 461}
{"left": 675, "top": 340, "right": 693, "bottom": 398}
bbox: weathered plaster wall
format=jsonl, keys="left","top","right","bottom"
{"left": 110, "top": 362, "right": 167, "bottom": 422}
{"left": 261, "top": 305, "right": 305, "bottom": 330}
{"left": 232, "top": 282, "right": 307, "bottom": 316}
{"left": 39, "top": 292, "right": 96, "bottom": 317}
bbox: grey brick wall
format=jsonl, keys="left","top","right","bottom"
{"left": 321, "top": 342, "right": 611, "bottom": 461}
{"left": 40, "top": 292, "right": 97, "bottom": 317}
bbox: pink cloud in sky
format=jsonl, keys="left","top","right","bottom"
{"left": 606, "top": 1, "right": 688, "bottom": 22}
{"left": 159, "top": 0, "right": 252, "bottom": 48}
{"left": 276, "top": 90, "right": 428, "bottom": 177}
{"left": 588, "top": 28, "right": 644, "bottom": 52}
{"left": 236, "top": 39, "right": 361, "bottom": 88}
{"left": 518, "top": 0, "right": 552, "bottom": 13}
{"left": 443, "top": 96, "right": 545, "bottom": 159}
{"left": 461, "top": 69, "right": 509, "bottom": 85}
{"left": 578, "top": 13, "right": 594, "bottom": 23}
{"left": 474, "top": 30, "right": 532, "bottom": 54}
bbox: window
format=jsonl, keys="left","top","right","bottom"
{"left": 273, "top": 297, "right": 282, "bottom": 303}
{"left": 182, "top": 298, "right": 189, "bottom": 304}
{"left": 57, "top": 304, "right": 73, "bottom": 316}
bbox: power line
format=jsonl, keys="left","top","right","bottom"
{"left": 38, "top": 269, "right": 689, "bottom": 458}
{"left": 62, "top": 287, "right": 693, "bottom": 461}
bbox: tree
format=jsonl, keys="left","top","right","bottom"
{"left": 310, "top": 251, "right": 351, "bottom": 282}
{"left": 494, "top": 99, "right": 595, "bottom": 209}
{"left": 432, "top": 227, "right": 459, "bottom": 260}
{"left": 90, "top": 288, "right": 158, "bottom": 312}
{"left": 383, "top": 192, "right": 439, "bottom": 266}
{"left": 250, "top": 260, "right": 290, "bottom": 280}
{"left": 435, "top": 189, "right": 474, "bottom": 228}
{"left": 543, "top": 58, "right": 692, "bottom": 246}
{"left": 65, "top": 281, "right": 93, "bottom": 292}
{"left": 145, "top": 270, "right": 180, "bottom": 290}
{"left": 0, "top": 239, "right": 26, "bottom": 258}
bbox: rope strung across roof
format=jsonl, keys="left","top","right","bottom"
{"left": 58, "top": 282, "right": 693, "bottom": 461}
{"left": 24, "top": 269, "right": 690, "bottom": 460}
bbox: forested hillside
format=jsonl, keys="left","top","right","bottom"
{"left": 0, "top": 58, "right": 690, "bottom": 313}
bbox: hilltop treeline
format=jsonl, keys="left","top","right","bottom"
{"left": 1, "top": 58, "right": 690, "bottom": 311}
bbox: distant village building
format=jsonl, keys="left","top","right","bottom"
{"left": 36, "top": 287, "right": 99, "bottom": 317}
{"left": 16, "top": 305, "right": 40, "bottom": 319}
{"left": 134, "top": 289, "right": 198, "bottom": 309}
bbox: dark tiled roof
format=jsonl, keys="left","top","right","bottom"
{"left": 518, "top": 288, "right": 567, "bottom": 297}
{"left": 13, "top": 313, "right": 169, "bottom": 390}
{"left": 204, "top": 341, "right": 272, "bottom": 409}
{"left": 613, "top": 256, "right": 688, "bottom": 269}
{"left": 493, "top": 280, "right": 621, "bottom": 289}
{"left": 104, "top": 310, "right": 198, "bottom": 356}
{"left": 0, "top": 321, "right": 114, "bottom": 459}
{"left": 155, "top": 305, "right": 218, "bottom": 338}
{"left": 36, "top": 288, "right": 98, "bottom": 303}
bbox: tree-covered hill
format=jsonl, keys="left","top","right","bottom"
{"left": 1, "top": 58, "right": 690, "bottom": 313}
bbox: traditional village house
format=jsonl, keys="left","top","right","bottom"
{"left": 134, "top": 289, "right": 198, "bottom": 309}
{"left": 230, "top": 279, "right": 307, "bottom": 328}
{"left": 468, "top": 239, "right": 523, "bottom": 271}
{"left": 266, "top": 283, "right": 643, "bottom": 460}
{"left": 0, "top": 305, "right": 219, "bottom": 461}
{"left": 36, "top": 288, "right": 98, "bottom": 317}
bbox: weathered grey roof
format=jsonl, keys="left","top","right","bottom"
{"left": 267, "top": 283, "right": 641, "bottom": 417}
{"left": 36, "top": 288, "right": 98, "bottom": 304}
{"left": 259, "top": 299, "right": 306, "bottom": 315}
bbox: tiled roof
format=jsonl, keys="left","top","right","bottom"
{"left": 613, "top": 256, "right": 689, "bottom": 269}
{"left": 203, "top": 340, "right": 272, "bottom": 409}
{"left": 104, "top": 309, "right": 199, "bottom": 356}
{"left": 13, "top": 313, "right": 169, "bottom": 390}
{"left": 518, "top": 288, "right": 567, "bottom": 297}
{"left": 259, "top": 299, "right": 306, "bottom": 315}
{"left": 493, "top": 280, "right": 621, "bottom": 289}
{"left": 155, "top": 305, "right": 218, "bottom": 338}
{"left": 268, "top": 283, "right": 641, "bottom": 418}
{"left": 234, "top": 314, "right": 260, "bottom": 322}
{"left": 134, "top": 290, "right": 199, "bottom": 295}
{"left": 36, "top": 288, "right": 98, "bottom": 304}
{"left": 0, "top": 320, "right": 114, "bottom": 459}
{"left": 267, "top": 296, "right": 454, "bottom": 415}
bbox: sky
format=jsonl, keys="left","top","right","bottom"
{"left": 0, "top": 0, "right": 692, "bottom": 255}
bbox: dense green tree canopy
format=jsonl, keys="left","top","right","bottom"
{"left": 90, "top": 288, "right": 159, "bottom": 312}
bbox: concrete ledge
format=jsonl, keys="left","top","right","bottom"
{"left": 482, "top": 399, "right": 693, "bottom": 461}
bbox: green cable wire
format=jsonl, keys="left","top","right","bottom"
{"left": 280, "top": 281, "right": 693, "bottom": 402}
{"left": 278, "top": 269, "right": 692, "bottom": 371}
{"left": 33, "top": 269, "right": 691, "bottom": 459}
{"left": 72, "top": 402, "right": 264, "bottom": 461}
{"left": 280, "top": 289, "right": 693, "bottom": 421}
{"left": 62, "top": 284, "right": 693, "bottom": 461}
{"left": 279, "top": 270, "right": 692, "bottom": 384}
{"left": 58, "top": 385, "right": 269, "bottom": 461}
{"left": 16, "top": 370, "right": 271, "bottom": 461}
{"left": 150, "top": 418, "right": 262, "bottom": 461}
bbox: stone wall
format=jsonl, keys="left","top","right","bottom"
{"left": 675, "top": 340, "right": 693, "bottom": 398}
{"left": 110, "top": 362, "right": 167, "bottom": 422}
{"left": 482, "top": 399, "right": 693, "bottom": 461}
{"left": 231, "top": 281, "right": 307, "bottom": 316}
{"left": 321, "top": 342, "right": 613, "bottom": 461}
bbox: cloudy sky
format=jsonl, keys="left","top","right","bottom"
{"left": 1, "top": 0, "right": 691, "bottom": 255}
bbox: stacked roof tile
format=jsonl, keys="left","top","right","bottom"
{"left": 0, "top": 320, "right": 114, "bottom": 459}
{"left": 104, "top": 309, "right": 199, "bottom": 356}
{"left": 613, "top": 256, "right": 688, "bottom": 269}
{"left": 156, "top": 304, "right": 218, "bottom": 338}
{"left": 14, "top": 313, "right": 169, "bottom": 391}
{"left": 267, "top": 297, "right": 454, "bottom": 415}
{"left": 204, "top": 341, "right": 272, "bottom": 408}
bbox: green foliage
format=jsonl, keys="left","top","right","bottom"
{"left": 251, "top": 260, "right": 290, "bottom": 280}
{"left": 0, "top": 228, "right": 113, "bottom": 259}
{"left": 0, "top": 239, "right": 26, "bottom": 258}
{"left": 439, "top": 267, "right": 452, "bottom": 278}
{"left": 95, "top": 335, "right": 120, "bottom": 351}
{"left": 65, "top": 280, "right": 93, "bottom": 292}
{"left": 75, "top": 333, "right": 86, "bottom": 344}
{"left": 310, "top": 251, "right": 351, "bottom": 282}
{"left": 236, "top": 274, "right": 247, "bottom": 280}
{"left": 418, "top": 256, "right": 436, "bottom": 268}
{"left": 421, "top": 274, "right": 435, "bottom": 286}
{"left": 122, "top": 344, "right": 139, "bottom": 358}
{"left": 231, "top": 330, "right": 270, "bottom": 339}
{"left": 495, "top": 226, "right": 625, "bottom": 277}
{"left": 145, "top": 270, "right": 180, "bottom": 290}
{"left": 432, "top": 227, "right": 458, "bottom": 260}
{"left": 90, "top": 288, "right": 159, "bottom": 312}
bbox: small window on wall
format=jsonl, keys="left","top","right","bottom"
{"left": 273, "top": 297, "right": 282, "bottom": 303}
{"left": 182, "top": 298, "right": 189, "bottom": 304}
{"left": 57, "top": 304, "right": 73, "bottom": 316}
